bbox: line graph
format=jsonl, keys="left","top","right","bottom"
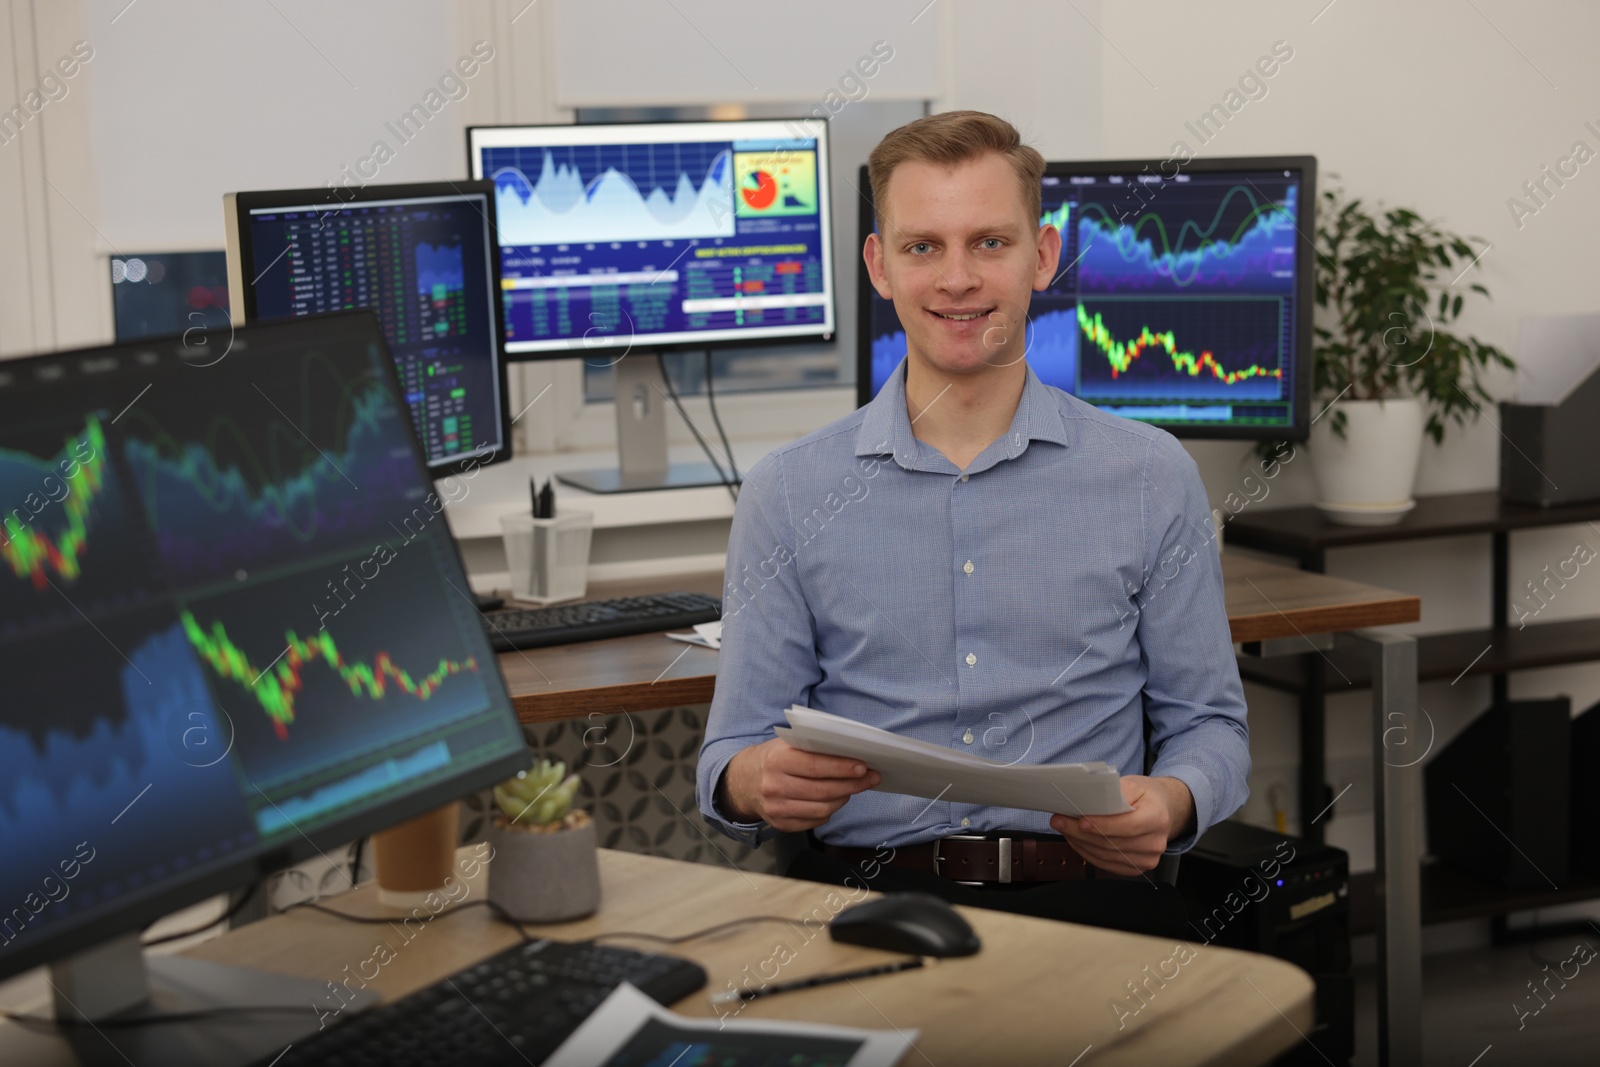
{"left": 1076, "top": 184, "right": 1296, "bottom": 292}
{"left": 181, "top": 609, "right": 479, "bottom": 741}
{"left": 119, "top": 351, "right": 412, "bottom": 579}
{"left": 487, "top": 141, "right": 736, "bottom": 246}
{"left": 1, "top": 415, "right": 107, "bottom": 588}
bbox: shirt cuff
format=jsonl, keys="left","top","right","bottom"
{"left": 697, "top": 745, "right": 774, "bottom": 848}
{"left": 1151, "top": 764, "right": 1217, "bottom": 855}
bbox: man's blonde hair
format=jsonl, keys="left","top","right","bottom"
{"left": 866, "top": 110, "right": 1044, "bottom": 231}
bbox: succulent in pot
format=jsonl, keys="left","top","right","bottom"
{"left": 485, "top": 759, "right": 600, "bottom": 922}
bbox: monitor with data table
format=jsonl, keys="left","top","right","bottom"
{"left": 858, "top": 155, "right": 1316, "bottom": 440}
{"left": 225, "top": 182, "right": 512, "bottom": 475}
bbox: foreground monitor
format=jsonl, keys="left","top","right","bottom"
{"left": 0, "top": 313, "right": 527, "bottom": 1047}
{"left": 858, "top": 155, "right": 1316, "bottom": 440}
{"left": 225, "top": 182, "right": 512, "bottom": 476}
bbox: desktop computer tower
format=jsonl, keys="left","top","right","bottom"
{"left": 1571, "top": 699, "right": 1600, "bottom": 874}
{"left": 1424, "top": 698, "right": 1571, "bottom": 888}
{"left": 1179, "top": 820, "right": 1352, "bottom": 1067}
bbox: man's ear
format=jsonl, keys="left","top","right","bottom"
{"left": 1033, "top": 222, "right": 1063, "bottom": 292}
{"left": 863, "top": 231, "right": 894, "bottom": 300}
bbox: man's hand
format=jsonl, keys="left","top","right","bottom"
{"left": 717, "top": 738, "right": 881, "bottom": 833}
{"left": 1048, "top": 776, "right": 1195, "bottom": 877}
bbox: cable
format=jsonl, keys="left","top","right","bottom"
{"left": 656, "top": 353, "right": 738, "bottom": 504}
{"left": 0, "top": 1004, "right": 311, "bottom": 1031}
{"left": 140, "top": 880, "right": 261, "bottom": 948}
{"left": 703, "top": 349, "right": 740, "bottom": 484}
{"left": 285, "top": 898, "right": 532, "bottom": 944}
{"left": 2, "top": 910, "right": 818, "bottom": 1031}
{"left": 588, "top": 914, "right": 807, "bottom": 946}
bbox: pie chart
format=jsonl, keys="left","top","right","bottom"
{"left": 741, "top": 169, "right": 778, "bottom": 211}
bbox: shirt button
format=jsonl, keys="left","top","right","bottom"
{"left": 959, "top": 474, "right": 969, "bottom": 482}
{"left": 961, "top": 817, "right": 972, "bottom": 828}
{"left": 962, "top": 560, "right": 974, "bottom": 575}
{"left": 962, "top": 729, "right": 974, "bottom": 745}
{"left": 965, "top": 652, "right": 977, "bottom": 666}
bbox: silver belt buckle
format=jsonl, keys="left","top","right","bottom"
{"left": 936, "top": 833, "right": 993, "bottom": 887}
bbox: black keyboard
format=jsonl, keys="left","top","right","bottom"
{"left": 480, "top": 591, "right": 721, "bottom": 652}
{"left": 266, "top": 938, "right": 706, "bottom": 1066}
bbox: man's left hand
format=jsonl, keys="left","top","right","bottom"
{"left": 1049, "top": 776, "right": 1195, "bottom": 877}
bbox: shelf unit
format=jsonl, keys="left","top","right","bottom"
{"left": 1225, "top": 489, "right": 1600, "bottom": 928}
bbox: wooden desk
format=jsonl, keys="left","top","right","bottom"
{"left": 172, "top": 849, "right": 1310, "bottom": 1066}
{"left": 498, "top": 555, "right": 1419, "bottom": 724}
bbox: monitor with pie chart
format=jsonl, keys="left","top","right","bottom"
{"left": 467, "top": 119, "right": 837, "bottom": 358}
{"left": 467, "top": 119, "right": 837, "bottom": 492}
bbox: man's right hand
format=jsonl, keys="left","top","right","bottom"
{"left": 717, "top": 738, "right": 881, "bottom": 833}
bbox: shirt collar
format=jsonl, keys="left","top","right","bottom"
{"left": 854, "top": 357, "right": 1072, "bottom": 468}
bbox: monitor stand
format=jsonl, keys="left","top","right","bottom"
{"left": 555, "top": 353, "right": 736, "bottom": 494}
{"left": 33, "top": 933, "right": 378, "bottom": 1066}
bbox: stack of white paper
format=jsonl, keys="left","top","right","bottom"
{"left": 774, "top": 705, "right": 1132, "bottom": 817}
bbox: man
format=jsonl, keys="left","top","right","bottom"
{"left": 696, "top": 111, "right": 1249, "bottom": 935}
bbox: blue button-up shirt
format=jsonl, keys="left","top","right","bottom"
{"left": 696, "top": 358, "right": 1249, "bottom": 852}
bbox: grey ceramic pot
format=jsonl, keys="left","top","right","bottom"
{"left": 485, "top": 817, "right": 600, "bottom": 923}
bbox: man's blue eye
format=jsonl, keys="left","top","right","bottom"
{"left": 910, "top": 243, "right": 931, "bottom": 255}
{"left": 981, "top": 238, "right": 1003, "bottom": 249}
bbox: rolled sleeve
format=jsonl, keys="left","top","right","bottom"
{"left": 1136, "top": 438, "right": 1251, "bottom": 853}
{"left": 695, "top": 451, "right": 822, "bottom": 846}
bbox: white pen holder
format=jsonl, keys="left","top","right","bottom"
{"left": 500, "top": 510, "right": 593, "bottom": 604}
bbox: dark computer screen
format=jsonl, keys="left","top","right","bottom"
{"left": 858, "top": 156, "right": 1315, "bottom": 440}
{"left": 467, "top": 119, "right": 837, "bottom": 357}
{"left": 227, "top": 184, "right": 510, "bottom": 475}
{"left": 0, "top": 312, "right": 526, "bottom": 979}
{"left": 110, "top": 251, "right": 232, "bottom": 343}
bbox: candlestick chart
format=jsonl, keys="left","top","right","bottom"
{"left": 179, "top": 538, "right": 491, "bottom": 789}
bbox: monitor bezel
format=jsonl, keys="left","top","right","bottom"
{"left": 853, "top": 154, "right": 1317, "bottom": 442}
{"left": 0, "top": 310, "right": 529, "bottom": 983}
{"left": 466, "top": 117, "right": 839, "bottom": 361}
{"left": 223, "top": 180, "right": 514, "bottom": 476}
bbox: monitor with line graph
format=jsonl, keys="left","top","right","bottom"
{"left": 467, "top": 119, "right": 837, "bottom": 358}
{"left": 857, "top": 155, "right": 1316, "bottom": 440}
{"left": 0, "top": 312, "right": 527, "bottom": 1020}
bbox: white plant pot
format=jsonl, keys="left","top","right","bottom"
{"left": 1308, "top": 398, "right": 1424, "bottom": 525}
{"left": 486, "top": 817, "right": 600, "bottom": 923}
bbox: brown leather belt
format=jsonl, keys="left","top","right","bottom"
{"left": 823, "top": 833, "right": 1106, "bottom": 885}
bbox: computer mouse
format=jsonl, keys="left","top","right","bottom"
{"left": 829, "top": 892, "right": 981, "bottom": 958}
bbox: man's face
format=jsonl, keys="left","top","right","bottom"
{"left": 865, "top": 152, "right": 1061, "bottom": 382}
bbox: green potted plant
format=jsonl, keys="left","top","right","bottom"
{"left": 1278, "top": 185, "right": 1514, "bottom": 524}
{"left": 485, "top": 759, "right": 600, "bottom": 922}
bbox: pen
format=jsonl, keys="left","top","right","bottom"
{"left": 708, "top": 957, "right": 927, "bottom": 1005}
{"left": 530, "top": 476, "right": 541, "bottom": 518}
{"left": 538, "top": 478, "right": 554, "bottom": 519}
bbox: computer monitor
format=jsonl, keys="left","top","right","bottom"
{"left": 467, "top": 119, "right": 837, "bottom": 491}
{"left": 224, "top": 182, "right": 512, "bottom": 476}
{"left": 110, "top": 251, "right": 231, "bottom": 343}
{"left": 0, "top": 313, "right": 527, "bottom": 1055}
{"left": 857, "top": 155, "right": 1316, "bottom": 440}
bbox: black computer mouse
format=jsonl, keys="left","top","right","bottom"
{"left": 829, "top": 892, "right": 981, "bottom": 957}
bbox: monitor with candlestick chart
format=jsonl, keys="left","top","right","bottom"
{"left": 857, "top": 155, "right": 1316, "bottom": 440}
{"left": 0, "top": 312, "right": 527, "bottom": 984}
